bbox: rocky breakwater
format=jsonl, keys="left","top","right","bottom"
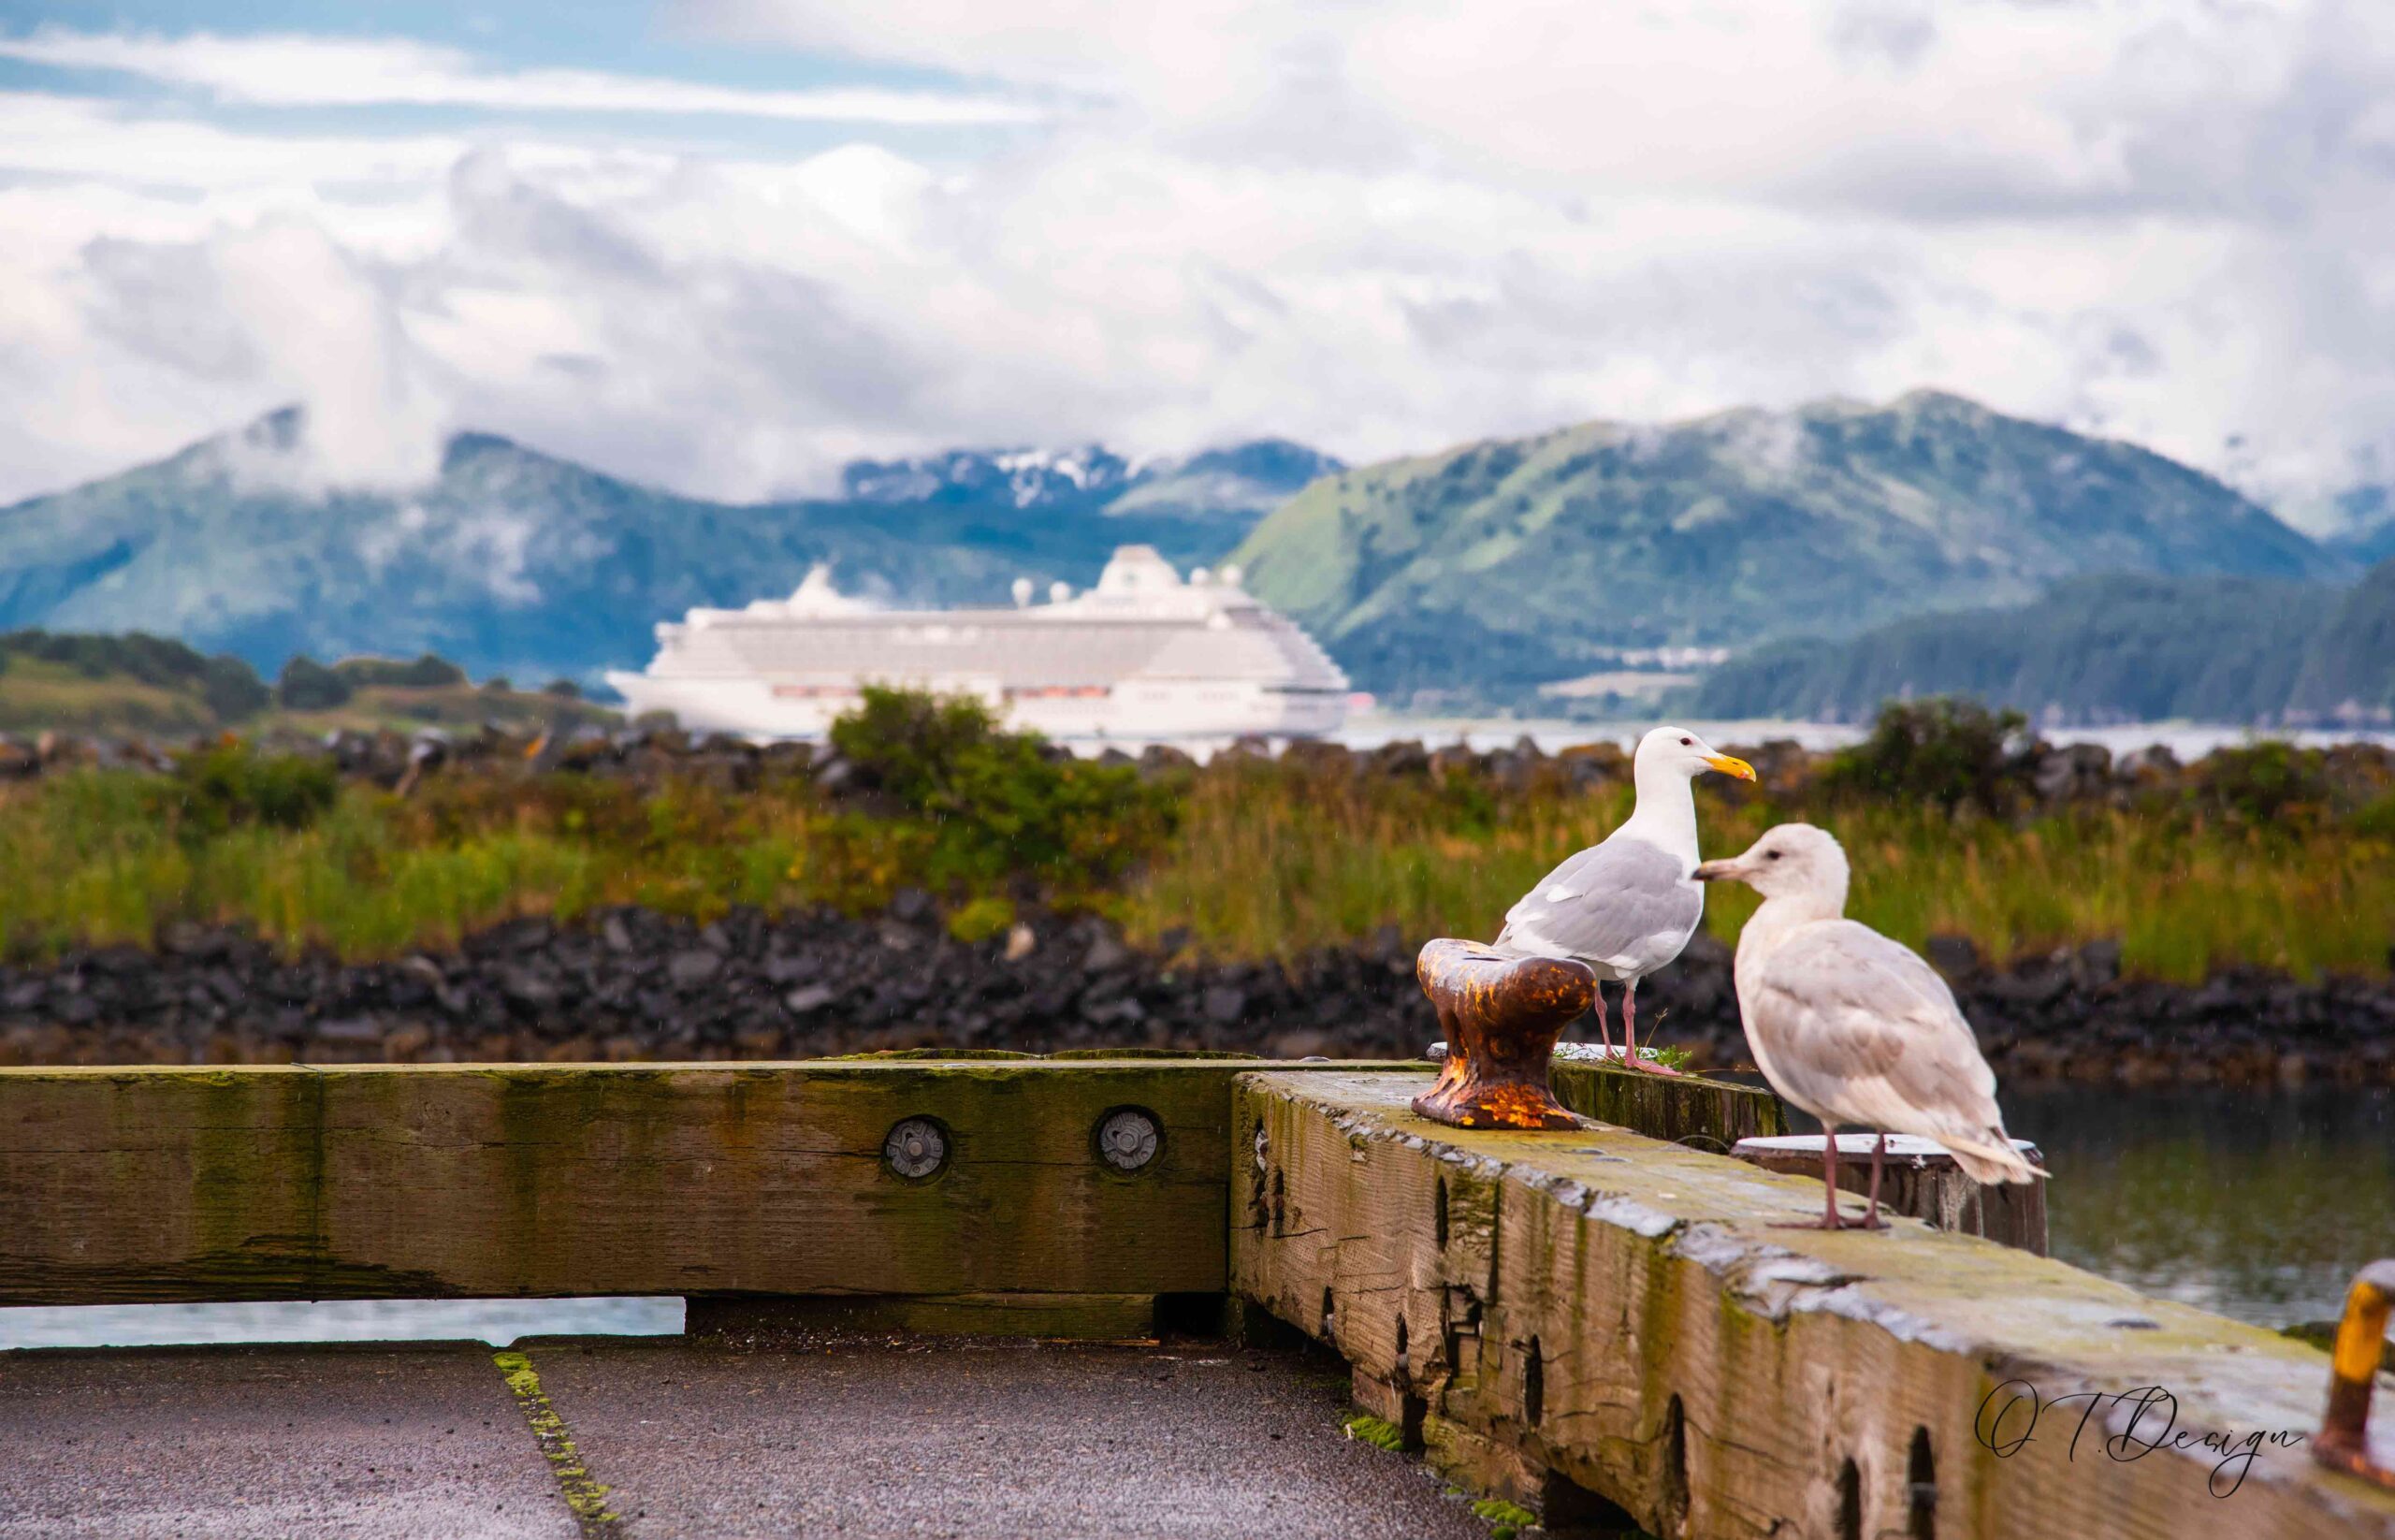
{"left": 1, "top": 904, "right": 2388, "bottom": 1084}
{"left": 0, "top": 900, "right": 1435, "bottom": 1068}
{"left": 4, "top": 715, "right": 2391, "bottom": 816}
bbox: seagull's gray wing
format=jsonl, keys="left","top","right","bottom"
{"left": 1749, "top": 922, "right": 2034, "bottom": 1181}
{"left": 1495, "top": 835, "right": 1702, "bottom": 976}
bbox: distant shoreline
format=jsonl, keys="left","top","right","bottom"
{"left": 1335, "top": 714, "right": 2395, "bottom": 760}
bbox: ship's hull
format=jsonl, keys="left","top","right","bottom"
{"left": 606, "top": 672, "right": 1346, "bottom": 743}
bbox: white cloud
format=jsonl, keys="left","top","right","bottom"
{"left": 0, "top": 27, "right": 1045, "bottom": 125}
{"left": 2, "top": 4, "right": 2394, "bottom": 532}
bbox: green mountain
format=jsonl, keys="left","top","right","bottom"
{"left": 1230, "top": 390, "right": 2345, "bottom": 698}
{"left": 1683, "top": 574, "right": 2330, "bottom": 723}
{"left": 1684, "top": 559, "right": 2395, "bottom": 725}
{"left": 0, "top": 412, "right": 1335, "bottom": 688}
{"left": 2288, "top": 558, "right": 2395, "bottom": 720}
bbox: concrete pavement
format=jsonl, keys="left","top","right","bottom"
{"left": 0, "top": 1336, "right": 1491, "bottom": 1540}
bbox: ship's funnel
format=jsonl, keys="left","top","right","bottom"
{"left": 1095, "top": 545, "right": 1182, "bottom": 596}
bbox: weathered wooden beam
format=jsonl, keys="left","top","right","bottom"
{"left": 1232, "top": 1069, "right": 2395, "bottom": 1540}
{"left": 1734, "top": 1133, "right": 2049, "bottom": 1254}
{"left": 1546, "top": 1057, "right": 1788, "bottom": 1148}
{"left": 0, "top": 1059, "right": 1391, "bottom": 1308}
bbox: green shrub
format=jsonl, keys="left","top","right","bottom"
{"left": 276, "top": 655, "right": 353, "bottom": 710}
{"left": 827, "top": 687, "right": 1176, "bottom": 888}
{"left": 2351, "top": 791, "right": 2395, "bottom": 841}
{"left": 164, "top": 740, "right": 340, "bottom": 838}
{"left": 1820, "top": 697, "right": 2027, "bottom": 812}
{"left": 2199, "top": 740, "right": 2330, "bottom": 823}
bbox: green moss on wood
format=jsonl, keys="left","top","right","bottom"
{"left": 1343, "top": 1411, "right": 1407, "bottom": 1452}
{"left": 1470, "top": 1496, "right": 1538, "bottom": 1538}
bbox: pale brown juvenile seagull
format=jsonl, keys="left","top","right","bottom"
{"left": 1493, "top": 726, "right": 1754, "bottom": 1076}
{"left": 1694, "top": 822, "right": 2045, "bottom": 1229}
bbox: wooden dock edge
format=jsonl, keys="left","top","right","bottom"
{"left": 1230, "top": 1068, "right": 2395, "bottom": 1540}
{"left": 0, "top": 1058, "right": 1360, "bottom": 1309}
{"left": 0, "top": 1057, "right": 1783, "bottom": 1314}
{"left": 1547, "top": 1059, "right": 1790, "bottom": 1148}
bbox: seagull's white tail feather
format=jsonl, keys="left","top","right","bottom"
{"left": 1941, "top": 1131, "right": 2047, "bottom": 1185}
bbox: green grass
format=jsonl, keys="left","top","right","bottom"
{"left": 0, "top": 771, "right": 802, "bottom": 959}
{"left": 0, "top": 748, "right": 2386, "bottom": 984}
{"left": 1112, "top": 761, "right": 2395, "bottom": 983}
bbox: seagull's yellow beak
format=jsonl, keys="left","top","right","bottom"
{"left": 1706, "top": 753, "right": 1756, "bottom": 782}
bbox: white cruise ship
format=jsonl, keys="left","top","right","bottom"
{"left": 605, "top": 545, "right": 1350, "bottom": 743}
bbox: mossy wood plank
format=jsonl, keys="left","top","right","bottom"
{"left": 1546, "top": 1061, "right": 1788, "bottom": 1149}
{"left": 1232, "top": 1070, "right": 2395, "bottom": 1540}
{"left": 0, "top": 1060, "right": 1399, "bottom": 1306}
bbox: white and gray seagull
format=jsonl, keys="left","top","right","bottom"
{"left": 1492, "top": 725, "right": 1754, "bottom": 1076}
{"left": 1694, "top": 822, "right": 2045, "bottom": 1229}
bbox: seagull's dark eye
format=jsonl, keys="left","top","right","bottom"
{"left": 1678, "top": 736, "right": 1692, "bottom": 747}
{"left": 1766, "top": 850, "right": 1782, "bottom": 861}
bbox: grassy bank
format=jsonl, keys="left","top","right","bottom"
{"left": 1119, "top": 763, "right": 2395, "bottom": 981}
{"left": 0, "top": 694, "right": 2387, "bottom": 984}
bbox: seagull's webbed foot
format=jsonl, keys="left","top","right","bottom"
{"left": 1766, "top": 1138, "right": 1885, "bottom": 1230}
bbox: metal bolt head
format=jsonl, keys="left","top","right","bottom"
{"left": 883, "top": 1116, "right": 948, "bottom": 1179}
{"left": 1097, "top": 1109, "right": 1162, "bottom": 1172}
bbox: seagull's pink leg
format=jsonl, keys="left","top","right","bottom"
{"left": 1861, "top": 1131, "right": 1889, "bottom": 1230}
{"left": 1770, "top": 1126, "right": 1846, "bottom": 1229}
{"left": 1590, "top": 985, "right": 1613, "bottom": 1058}
{"left": 1620, "top": 981, "right": 1682, "bottom": 1076}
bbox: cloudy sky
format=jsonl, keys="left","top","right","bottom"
{"left": 2, "top": 1, "right": 2390, "bottom": 527}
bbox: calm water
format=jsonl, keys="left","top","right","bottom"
{"left": 2, "top": 1088, "right": 2384, "bottom": 1349}
{"left": 2008, "top": 1084, "right": 2395, "bottom": 1329}
{"left": 0, "top": 1295, "right": 684, "bottom": 1351}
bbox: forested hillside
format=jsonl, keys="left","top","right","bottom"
{"left": 1687, "top": 564, "right": 2394, "bottom": 724}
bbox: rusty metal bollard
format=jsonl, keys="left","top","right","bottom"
{"left": 2315, "top": 1258, "right": 2395, "bottom": 1488}
{"left": 1410, "top": 939, "right": 1592, "bottom": 1130}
